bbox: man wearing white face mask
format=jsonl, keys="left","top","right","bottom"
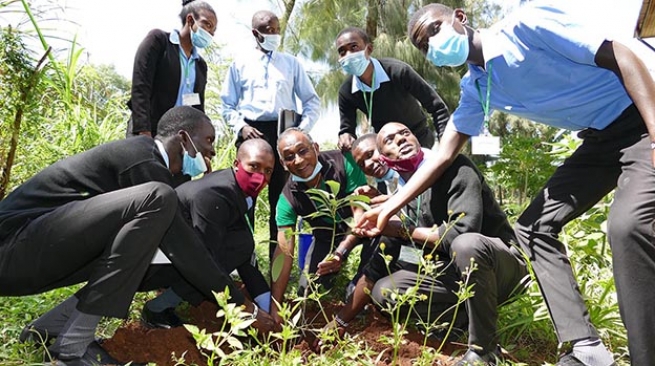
{"left": 221, "top": 10, "right": 321, "bottom": 261}
{"left": 127, "top": 0, "right": 216, "bottom": 138}
{"left": 335, "top": 27, "right": 450, "bottom": 152}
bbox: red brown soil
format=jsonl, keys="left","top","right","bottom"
{"left": 103, "top": 300, "right": 473, "bottom": 366}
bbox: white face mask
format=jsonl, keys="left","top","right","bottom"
{"left": 256, "top": 30, "right": 281, "bottom": 51}
{"left": 291, "top": 161, "right": 323, "bottom": 182}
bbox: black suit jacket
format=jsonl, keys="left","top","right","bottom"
{"left": 127, "top": 29, "right": 208, "bottom": 135}
{"left": 176, "top": 169, "right": 270, "bottom": 298}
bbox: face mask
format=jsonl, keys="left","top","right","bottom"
{"left": 234, "top": 161, "right": 267, "bottom": 197}
{"left": 256, "top": 31, "right": 281, "bottom": 52}
{"left": 375, "top": 167, "right": 397, "bottom": 183}
{"left": 338, "top": 50, "right": 370, "bottom": 77}
{"left": 379, "top": 149, "right": 424, "bottom": 173}
{"left": 291, "top": 161, "right": 323, "bottom": 182}
{"left": 426, "top": 16, "right": 469, "bottom": 67}
{"left": 191, "top": 19, "right": 213, "bottom": 49}
{"left": 181, "top": 132, "right": 207, "bottom": 177}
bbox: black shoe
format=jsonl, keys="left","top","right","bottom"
{"left": 19, "top": 323, "right": 57, "bottom": 344}
{"left": 454, "top": 346, "right": 502, "bottom": 366}
{"left": 46, "top": 340, "right": 134, "bottom": 366}
{"left": 140, "top": 306, "right": 183, "bottom": 329}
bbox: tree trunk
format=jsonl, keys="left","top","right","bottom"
{"left": 280, "top": 0, "right": 296, "bottom": 48}
{"left": 366, "top": 0, "right": 378, "bottom": 40}
{"left": 0, "top": 47, "right": 50, "bottom": 200}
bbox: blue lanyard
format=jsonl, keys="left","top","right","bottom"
{"left": 179, "top": 53, "right": 194, "bottom": 91}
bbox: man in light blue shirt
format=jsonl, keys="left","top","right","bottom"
{"left": 220, "top": 10, "right": 320, "bottom": 260}
{"left": 356, "top": 2, "right": 655, "bottom": 365}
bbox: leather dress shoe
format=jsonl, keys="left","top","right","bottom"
{"left": 19, "top": 323, "right": 57, "bottom": 344}
{"left": 454, "top": 346, "right": 502, "bottom": 366}
{"left": 140, "top": 306, "right": 183, "bottom": 329}
{"left": 46, "top": 340, "right": 133, "bottom": 366}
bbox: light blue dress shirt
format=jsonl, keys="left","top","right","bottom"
{"left": 350, "top": 58, "right": 391, "bottom": 93}
{"left": 450, "top": 0, "right": 634, "bottom": 137}
{"left": 220, "top": 49, "right": 321, "bottom": 136}
{"left": 169, "top": 31, "right": 199, "bottom": 107}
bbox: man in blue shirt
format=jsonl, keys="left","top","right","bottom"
{"left": 221, "top": 10, "right": 320, "bottom": 259}
{"left": 356, "top": 2, "right": 655, "bottom": 365}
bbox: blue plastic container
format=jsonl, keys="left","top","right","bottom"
{"left": 298, "top": 233, "right": 314, "bottom": 271}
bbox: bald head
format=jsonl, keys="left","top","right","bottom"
{"left": 237, "top": 138, "right": 274, "bottom": 161}
{"left": 252, "top": 10, "right": 278, "bottom": 29}
{"left": 234, "top": 138, "right": 275, "bottom": 181}
{"left": 377, "top": 122, "right": 420, "bottom": 160}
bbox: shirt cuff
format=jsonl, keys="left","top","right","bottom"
{"left": 254, "top": 291, "right": 271, "bottom": 313}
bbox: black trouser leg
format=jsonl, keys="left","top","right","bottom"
{"left": 450, "top": 233, "right": 527, "bottom": 352}
{"left": 0, "top": 182, "right": 178, "bottom": 318}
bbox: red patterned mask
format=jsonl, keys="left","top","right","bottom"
{"left": 379, "top": 149, "right": 424, "bottom": 173}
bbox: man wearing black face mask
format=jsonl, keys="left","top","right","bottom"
{"left": 220, "top": 10, "right": 320, "bottom": 261}
{"left": 141, "top": 139, "right": 279, "bottom": 331}
{"left": 329, "top": 123, "right": 527, "bottom": 366}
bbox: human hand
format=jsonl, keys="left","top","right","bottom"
{"left": 353, "top": 206, "right": 392, "bottom": 237}
{"left": 353, "top": 185, "right": 381, "bottom": 199}
{"left": 337, "top": 133, "right": 355, "bottom": 152}
{"left": 241, "top": 125, "right": 264, "bottom": 140}
{"left": 138, "top": 131, "right": 152, "bottom": 137}
{"left": 270, "top": 304, "right": 283, "bottom": 325}
{"left": 252, "top": 308, "right": 281, "bottom": 333}
{"left": 316, "top": 253, "right": 343, "bottom": 276}
{"left": 312, "top": 319, "right": 347, "bottom": 351}
{"left": 203, "top": 156, "right": 213, "bottom": 174}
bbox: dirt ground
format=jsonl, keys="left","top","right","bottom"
{"left": 103, "top": 300, "right": 473, "bottom": 366}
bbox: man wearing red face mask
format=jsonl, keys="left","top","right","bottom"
{"left": 140, "top": 138, "right": 279, "bottom": 332}
{"left": 329, "top": 122, "right": 527, "bottom": 365}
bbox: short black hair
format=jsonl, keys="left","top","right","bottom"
{"left": 179, "top": 0, "right": 216, "bottom": 26}
{"left": 407, "top": 3, "right": 453, "bottom": 47}
{"left": 157, "top": 106, "right": 211, "bottom": 138}
{"left": 336, "top": 27, "right": 370, "bottom": 44}
{"left": 351, "top": 133, "right": 377, "bottom": 152}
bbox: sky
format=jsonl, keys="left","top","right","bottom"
{"left": 2, "top": 0, "right": 654, "bottom": 143}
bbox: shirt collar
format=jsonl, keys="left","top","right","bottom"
{"left": 397, "top": 148, "right": 434, "bottom": 188}
{"left": 351, "top": 58, "right": 391, "bottom": 94}
{"left": 154, "top": 139, "right": 170, "bottom": 168}
{"left": 169, "top": 30, "right": 200, "bottom": 60}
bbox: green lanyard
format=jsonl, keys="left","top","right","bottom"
{"left": 245, "top": 212, "right": 254, "bottom": 235}
{"left": 402, "top": 194, "right": 422, "bottom": 227}
{"left": 179, "top": 53, "right": 194, "bottom": 91}
{"left": 474, "top": 63, "right": 493, "bottom": 134}
{"left": 361, "top": 71, "right": 376, "bottom": 123}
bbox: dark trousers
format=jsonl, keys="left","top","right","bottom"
{"left": 0, "top": 182, "right": 248, "bottom": 318}
{"left": 515, "top": 105, "right": 655, "bottom": 365}
{"left": 238, "top": 120, "right": 286, "bottom": 261}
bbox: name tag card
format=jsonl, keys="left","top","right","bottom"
{"left": 471, "top": 135, "right": 500, "bottom": 155}
{"left": 182, "top": 93, "right": 201, "bottom": 106}
{"left": 398, "top": 246, "right": 423, "bottom": 265}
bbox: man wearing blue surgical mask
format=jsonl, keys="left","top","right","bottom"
{"left": 127, "top": 0, "right": 216, "bottom": 138}
{"left": 269, "top": 128, "right": 373, "bottom": 325}
{"left": 221, "top": 10, "right": 320, "bottom": 261}
{"left": 335, "top": 27, "right": 450, "bottom": 152}
{"left": 357, "top": 2, "right": 655, "bottom": 365}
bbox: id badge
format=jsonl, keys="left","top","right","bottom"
{"left": 182, "top": 93, "right": 201, "bottom": 106}
{"left": 398, "top": 246, "right": 423, "bottom": 265}
{"left": 471, "top": 135, "right": 500, "bottom": 155}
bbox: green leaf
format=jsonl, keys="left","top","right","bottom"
{"left": 325, "top": 180, "right": 341, "bottom": 195}
{"left": 271, "top": 253, "right": 286, "bottom": 282}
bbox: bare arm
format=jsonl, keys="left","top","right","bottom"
{"left": 355, "top": 128, "right": 470, "bottom": 235}
{"left": 270, "top": 227, "right": 295, "bottom": 323}
{"left": 595, "top": 40, "right": 655, "bottom": 166}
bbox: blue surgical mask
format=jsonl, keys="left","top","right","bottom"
{"left": 339, "top": 50, "right": 370, "bottom": 77}
{"left": 426, "top": 17, "right": 469, "bottom": 67}
{"left": 375, "top": 167, "right": 397, "bottom": 183}
{"left": 257, "top": 31, "right": 281, "bottom": 52}
{"left": 191, "top": 19, "right": 213, "bottom": 49}
{"left": 181, "top": 133, "right": 207, "bottom": 177}
{"left": 291, "top": 161, "right": 323, "bottom": 182}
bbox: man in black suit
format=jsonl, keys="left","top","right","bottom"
{"left": 142, "top": 138, "right": 278, "bottom": 327}
{"left": 0, "top": 107, "right": 273, "bottom": 365}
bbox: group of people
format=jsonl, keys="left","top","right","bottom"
{"left": 0, "top": 0, "right": 654, "bottom": 365}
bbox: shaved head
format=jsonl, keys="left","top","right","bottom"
{"left": 237, "top": 138, "right": 274, "bottom": 161}
{"left": 252, "top": 10, "right": 278, "bottom": 29}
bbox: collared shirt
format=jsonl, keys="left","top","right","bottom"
{"left": 450, "top": 0, "right": 634, "bottom": 137}
{"left": 220, "top": 48, "right": 321, "bottom": 136}
{"left": 154, "top": 139, "right": 170, "bottom": 168}
{"left": 351, "top": 58, "right": 391, "bottom": 93}
{"left": 169, "top": 30, "right": 200, "bottom": 108}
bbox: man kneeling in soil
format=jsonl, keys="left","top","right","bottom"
{"left": 327, "top": 123, "right": 527, "bottom": 366}
{"left": 141, "top": 139, "right": 279, "bottom": 328}
{"left": 270, "top": 128, "right": 374, "bottom": 324}
{"left": 0, "top": 107, "right": 274, "bottom": 365}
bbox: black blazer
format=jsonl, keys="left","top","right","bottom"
{"left": 127, "top": 29, "right": 208, "bottom": 135}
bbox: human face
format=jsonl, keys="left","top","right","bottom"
{"left": 352, "top": 138, "right": 387, "bottom": 179}
{"left": 377, "top": 124, "right": 420, "bottom": 160}
{"left": 411, "top": 9, "right": 466, "bottom": 55}
{"left": 235, "top": 149, "right": 275, "bottom": 183}
{"left": 335, "top": 31, "right": 372, "bottom": 58}
{"left": 182, "top": 122, "right": 216, "bottom": 158}
{"left": 253, "top": 16, "right": 280, "bottom": 38}
{"left": 278, "top": 132, "right": 319, "bottom": 178}
{"left": 188, "top": 9, "right": 217, "bottom": 36}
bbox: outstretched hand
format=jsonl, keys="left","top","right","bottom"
{"left": 353, "top": 206, "right": 392, "bottom": 237}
